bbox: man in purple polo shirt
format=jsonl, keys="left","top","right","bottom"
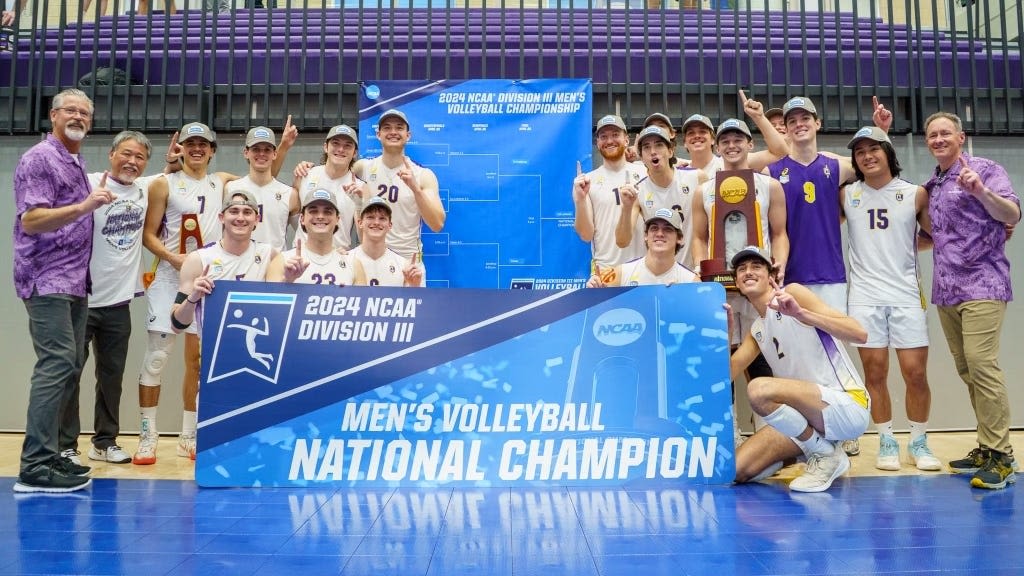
{"left": 12, "top": 88, "right": 113, "bottom": 493}
{"left": 924, "top": 111, "right": 1021, "bottom": 490}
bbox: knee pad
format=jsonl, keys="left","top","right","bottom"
{"left": 140, "top": 333, "right": 175, "bottom": 386}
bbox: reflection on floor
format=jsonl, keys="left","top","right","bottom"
{"left": 1, "top": 432, "right": 1020, "bottom": 575}
{"left": 1, "top": 474, "right": 1021, "bottom": 575}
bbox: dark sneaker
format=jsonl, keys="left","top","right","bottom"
{"left": 54, "top": 456, "right": 91, "bottom": 476}
{"left": 950, "top": 447, "right": 1019, "bottom": 474}
{"left": 971, "top": 452, "right": 1018, "bottom": 490}
{"left": 13, "top": 464, "right": 92, "bottom": 493}
{"left": 950, "top": 448, "right": 989, "bottom": 474}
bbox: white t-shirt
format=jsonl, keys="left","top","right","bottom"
{"left": 87, "top": 173, "right": 156, "bottom": 307}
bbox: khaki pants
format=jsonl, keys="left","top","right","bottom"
{"left": 937, "top": 300, "right": 1013, "bottom": 454}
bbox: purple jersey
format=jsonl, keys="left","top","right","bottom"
{"left": 12, "top": 135, "right": 93, "bottom": 299}
{"left": 925, "top": 154, "right": 1019, "bottom": 306}
{"left": 769, "top": 155, "right": 846, "bottom": 284}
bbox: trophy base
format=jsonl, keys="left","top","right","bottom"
{"left": 700, "top": 258, "right": 739, "bottom": 292}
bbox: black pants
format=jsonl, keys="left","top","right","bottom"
{"left": 61, "top": 304, "right": 133, "bottom": 451}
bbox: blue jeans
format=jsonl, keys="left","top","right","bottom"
{"left": 20, "top": 294, "right": 88, "bottom": 474}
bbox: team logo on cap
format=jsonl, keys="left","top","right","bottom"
{"left": 788, "top": 98, "right": 807, "bottom": 107}
{"left": 253, "top": 128, "right": 271, "bottom": 138}
{"left": 853, "top": 127, "right": 873, "bottom": 138}
{"left": 653, "top": 208, "right": 674, "bottom": 219}
{"left": 312, "top": 189, "right": 332, "bottom": 201}
{"left": 187, "top": 125, "right": 205, "bottom": 135}
{"left": 721, "top": 119, "right": 739, "bottom": 130}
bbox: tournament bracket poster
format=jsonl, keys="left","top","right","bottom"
{"left": 195, "top": 281, "right": 734, "bottom": 488}
{"left": 358, "top": 79, "right": 592, "bottom": 289}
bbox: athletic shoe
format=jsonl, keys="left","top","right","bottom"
{"left": 949, "top": 447, "right": 1020, "bottom": 474}
{"left": 133, "top": 435, "right": 158, "bottom": 465}
{"left": 907, "top": 435, "right": 942, "bottom": 471}
{"left": 790, "top": 448, "right": 850, "bottom": 493}
{"left": 970, "top": 451, "right": 1018, "bottom": 490}
{"left": 841, "top": 439, "right": 860, "bottom": 456}
{"left": 89, "top": 445, "right": 132, "bottom": 464}
{"left": 13, "top": 464, "right": 92, "bottom": 493}
{"left": 60, "top": 448, "right": 83, "bottom": 466}
{"left": 54, "top": 456, "right": 91, "bottom": 476}
{"left": 177, "top": 432, "right": 197, "bottom": 460}
{"left": 876, "top": 434, "right": 900, "bottom": 471}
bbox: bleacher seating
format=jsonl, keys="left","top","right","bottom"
{"left": 2, "top": 8, "right": 1018, "bottom": 89}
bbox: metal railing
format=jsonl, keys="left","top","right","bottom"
{"left": 1, "top": 0, "right": 1021, "bottom": 134}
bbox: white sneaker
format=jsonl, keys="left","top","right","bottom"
{"left": 876, "top": 434, "right": 901, "bottom": 471}
{"left": 790, "top": 448, "right": 850, "bottom": 493}
{"left": 177, "top": 432, "right": 196, "bottom": 460}
{"left": 88, "top": 445, "right": 132, "bottom": 464}
{"left": 841, "top": 439, "right": 860, "bottom": 456}
{"left": 908, "top": 435, "right": 942, "bottom": 471}
{"left": 133, "top": 435, "right": 158, "bottom": 465}
{"left": 59, "top": 449, "right": 83, "bottom": 466}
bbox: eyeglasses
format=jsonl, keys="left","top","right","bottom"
{"left": 55, "top": 107, "right": 93, "bottom": 119}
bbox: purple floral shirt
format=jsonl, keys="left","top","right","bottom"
{"left": 12, "top": 134, "right": 93, "bottom": 299}
{"left": 924, "top": 154, "right": 1019, "bottom": 307}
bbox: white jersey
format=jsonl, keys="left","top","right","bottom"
{"left": 692, "top": 155, "right": 724, "bottom": 177}
{"left": 351, "top": 245, "right": 412, "bottom": 287}
{"left": 751, "top": 309, "right": 868, "bottom": 405}
{"left": 197, "top": 240, "right": 274, "bottom": 282}
{"left": 582, "top": 162, "right": 646, "bottom": 267}
{"left": 618, "top": 257, "right": 698, "bottom": 286}
{"left": 699, "top": 171, "right": 773, "bottom": 265}
{"left": 637, "top": 169, "right": 701, "bottom": 268}
{"left": 87, "top": 173, "right": 155, "bottom": 307}
{"left": 282, "top": 246, "right": 359, "bottom": 286}
{"left": 227, "top": 175, "right": 295, "bottom": 251}
{"left": 295, "top": 165, "right": 359, "bottom": 249}
{"left": 154, "top": 171, "right": 224, "bottom": 282}
{"left": 845, "top": 178, "right": 924, "bottom": 308}
{"left": 363, "top": 156, "right": 435, "bottom": 259}
{"left": 194, "top": 240, "right": 274, "bottom": 333}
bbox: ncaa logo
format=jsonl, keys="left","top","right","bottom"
{"left": 365, "top": 85, "right": 381, "bottom": 100}
{"left": 593, "top": 308, "right": 646, "bottom": 346}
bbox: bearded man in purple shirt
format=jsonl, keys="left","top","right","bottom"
{"left": 924, "top": 111, "right": 1021, "bottom": 490}
{"left": 12, "top": 89, "right": 113, "bottom": 493}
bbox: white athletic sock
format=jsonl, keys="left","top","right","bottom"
{"left": 876, "top": 420, "right": 895, "bottom": 437}
{"left": 181, "top": 411, "right": 197, "bottom": 436}
{"left": 140, "top": 407, "right": 158, "bottom": 438}
{"left": 794, "top": 430, "right": 835, "bottom": 459}
{"left": 908, "top": 420, "right": 928, "bottom": 442}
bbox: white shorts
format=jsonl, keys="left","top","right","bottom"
{"left": 849, "top": 305, "right": 929, "bottom": 349}
{"left": 805, "top": 283, "right": 848, "bottom": 315}
{"left": 146, "top": 269, "right": 197, "bottom": 335}
{"left": 820, "top": 386, "right": 870, "bottom": 441}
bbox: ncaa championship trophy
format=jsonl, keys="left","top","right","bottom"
{"left": 700, "top": 169, "right": 762, "bottom": 289}
{"left": 180, "top": 213, "right": 203, "bottom": 254}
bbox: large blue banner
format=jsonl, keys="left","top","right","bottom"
{"left": 196, "top": 281, "right": 735, "bottom": 487}
{"left": 357, "top": 79, "right": 592, "bottom": 289}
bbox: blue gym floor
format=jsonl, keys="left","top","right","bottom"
{"left": 0, "top": 474, "right": 1019, "bottom": 575}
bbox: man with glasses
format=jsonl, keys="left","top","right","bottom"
{"left": 12, "top": 89, "right": 108, "bottom": 493}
